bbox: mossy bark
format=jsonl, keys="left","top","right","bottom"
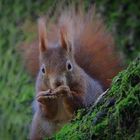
{"left": 48, "top": 57, "right": 140, "bottom": 140}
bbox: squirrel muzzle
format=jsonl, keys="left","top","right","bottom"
{"left": 49, "top": 75, "right": 67, "bottom": 89}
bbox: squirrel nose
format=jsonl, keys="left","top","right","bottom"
{"left": 50, "top": 76, "right": 65, "bottom": 89}
{"left": 54, "top": 80, "right": 64, "bottom": 87}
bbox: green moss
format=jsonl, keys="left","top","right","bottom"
{"left": 48, "top": 57, "right": 140, "bottom": 140}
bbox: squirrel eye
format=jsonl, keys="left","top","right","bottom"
{"left": 66, "top": 60, "right": 73, "bottom": 71}
{"left": 41, "top": 65, "right": 46, "bottom": 74}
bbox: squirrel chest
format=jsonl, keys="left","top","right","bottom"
{"left": 53, "top": 98, "right": 73, "bottom": 123}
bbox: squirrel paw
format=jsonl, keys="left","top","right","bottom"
{"left": 54, "top": 85, "right": 72, "bottom": 97}
{"left": 36, "top": 89, "right": 57, "bottom": 104}
{"left": 36, "top": 86, "right": 72, "bottom": 104}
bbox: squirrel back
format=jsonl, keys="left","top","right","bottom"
{"left": 21, "top": 5, "right": 122, "bottom": 89}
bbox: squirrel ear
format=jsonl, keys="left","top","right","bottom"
{"left": 60, "top": 27, "right": 72, "bottom": 52}
{"left": 38, "top": 18, "right": 48, "bottom": 52}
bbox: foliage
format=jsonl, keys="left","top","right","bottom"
{"left": 95, "top": 0, "right": 140, "bottom": 63}
{"left": 0, "top": 0, "right": 54, "bottom": 139}
{"left": 48, "top": 57, "right": 140, "bottom": 140}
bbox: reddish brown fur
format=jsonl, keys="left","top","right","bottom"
{"left": 21, "top": 5, "right": 124, "bottom": 139}
{"left": 21, "top": 5, "right": 122, "bottom": 87}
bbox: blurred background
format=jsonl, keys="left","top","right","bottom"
{"left": 0, "top": 0, "right": 139, "bottom": 139}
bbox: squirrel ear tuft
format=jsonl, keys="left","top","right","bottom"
{"left": 60, "top": 27, "right": 72, "bottom": 52}
{"left": 38, "top": 18, "right": 48, "bottom": 52}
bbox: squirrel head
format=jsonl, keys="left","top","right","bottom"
{"left": 38, "top": 18, "right": 75, "bottom": 89}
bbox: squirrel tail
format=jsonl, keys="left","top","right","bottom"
{"left": 20, "top": 3, "right": 123, "bottom": 89}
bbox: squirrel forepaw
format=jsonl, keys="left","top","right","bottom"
{"left": 36, "top": 90, "right": 57, "bottom": 104}
{"left": 54, "top": 85, "right": 72, "bottom": 97}
{"left": 36, "top": 86, "right": 72, "bottom": 104}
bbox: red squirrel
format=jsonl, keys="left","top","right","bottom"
{"left": 21, "top": 5, "right": 122, "bottom": 140}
